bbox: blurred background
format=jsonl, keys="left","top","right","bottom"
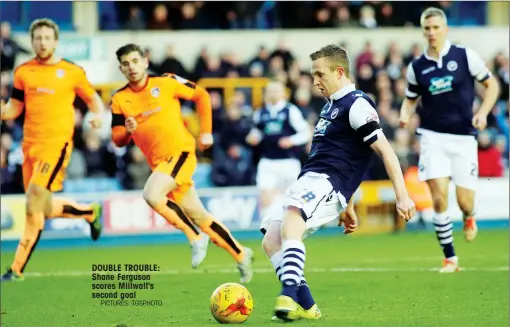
{"left": 0, "top": 1, "right": 508, "bottom": 241}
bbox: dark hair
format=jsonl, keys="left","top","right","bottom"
{"left": 29, "top": 18, "right": 59, "bottom": 40}
{"left": 309, "top": 44, "right": 351, "bottom": 78}
{"left": 115, "top": 43, "right": 144, "bottom": 62}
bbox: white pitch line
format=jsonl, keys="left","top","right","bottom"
{"left": 21, "top": 266, "right": 509, "bottom": 278}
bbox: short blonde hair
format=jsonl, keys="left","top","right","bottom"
{"left": 29, "top": 18, "right": 59, "bottom": 40}
{"left": 420, "top": 7, "right": 448, "bottom": 26}
{"left": 309, "top": 44, "right": 351, "bottom": 78}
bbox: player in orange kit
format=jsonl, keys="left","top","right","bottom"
{"left": 0, "top": 19, "right": 105, "bottom": 282}
{"left": 110, "top": 43, "right": 253, "bottom": 283}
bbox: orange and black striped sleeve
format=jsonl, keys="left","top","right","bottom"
{"left": 10, "top": 67, "right": 25, "bottom": 102}
{"left": 110, "top": 94, "right": 132, "bottom": 147}
{"left": 110, "top": 95, "right": 125, "bottom": 127}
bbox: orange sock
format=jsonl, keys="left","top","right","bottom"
{"left": 199, "top": 216, "right": 245, "bottom": 263}
{"left": 48, "top": 198, "right": 95, "bottom": 223}
{"left": 11, "top": 212, "right": 44, "bottom": 275}
{"left": 153, "top": 200, "right": 201, "bottom": 243}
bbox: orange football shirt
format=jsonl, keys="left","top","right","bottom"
{"left": 11, "top": 58, "right": 96, "bottom": 144}
{"left": 110, "top": 74, "right": 200, "bottom": 168}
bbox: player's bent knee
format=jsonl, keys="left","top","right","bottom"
{"left": 26, "top": 184, "right": 49, "bottom": 214}
{"left": 142, "top": 188, "right": 163, "bottom": 209}
{"left": 262, "top": 235, "right": 280, "bottom": 256}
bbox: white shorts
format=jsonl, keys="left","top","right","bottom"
{"left": 259, "top": 172, "right": 346, "bottom": 239}
{"left": 417, "top": 129, "right": 478, "bottom": 190}
{"left": 256, "top": 158, "right": 301, "bottom": 190}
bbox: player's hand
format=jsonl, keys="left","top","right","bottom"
{"left": 246, "top": 132, "right": 261, "bottom": 146}
{"left": 125, "top": 117, "right": 138, "bottom": 133}
{"left": 396, "top": 197, "right": 416, "bottom": 222}
{"left": 198, "top": 133, "right": 213, "bottom": 151}
{"left": 472, "top": 112, "right": 488, "bottom": 131}
{"left": 88, "top": 114, "right": 103, "bottom": 129}
{"left": 339, "top": 207, "right": 358, "bottom": 234}
{"left": 278, "top": 137, "right": 294, "bottom": 149}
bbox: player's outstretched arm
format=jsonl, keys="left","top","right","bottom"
{"left": 190, "top": 85, "right": 214, "bottom": 151}
{"left": 472, "top": 75, "right": 500, "bottom": 131}
{"left": 75, "top": 67, "right": 105, "bottom": 128}
{"left": 466, "top": 47, "right": 501, "bottom": 130}
{"left": 399, "top": 63, "right": 420, "bottom": 128}
{"left": 399, "top": 98, "right": 418, "bottom": 128}
{"left": 370, "top": 134, "right": 416, "bottom": 221}
{"left": 0, "top": 98, "right": 23, "bottom": 121}
{"left": 168, "top": 74, "right": 213, "bottom": 151}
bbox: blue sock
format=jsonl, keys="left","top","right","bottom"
{"left": 433, "top": 212, "right": 456, "bottom": 259}
{"left": 279, "top": 240, "right": 306, "bottom": 303}
{"left": 297, "top": 276, "right": 315, "bottom": 310}
{"left": 271, "top": 247, "right": 315, "bottom": 309}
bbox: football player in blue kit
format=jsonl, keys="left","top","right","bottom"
{"left": 399, "top": 7, "right": 500, "bottom": 273}
{"left": 260, "top": 43, "right": 416, "bottom": 322}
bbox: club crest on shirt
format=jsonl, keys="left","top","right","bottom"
{"left": 447, "top": 60, "right": 458, "bottom": 72}
{"left": 56, "top": 69, "right": 65, "bottom": 78}
{"left": 366, "top": 112, "right": 378, "bottom": 123}
{"left": 151, "top": 87, "right": 160, "bottom": 97}
{"left": 331, "top": 108, "right": 339, "bottom": 119}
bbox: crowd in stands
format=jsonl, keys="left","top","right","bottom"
{"left": 1, "top": 16, "right": 508, "bottom": 194}
{"left": 107, "top": 1, "right": 488, "bottom": 31}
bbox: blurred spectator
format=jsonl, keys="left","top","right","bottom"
{"left": 124, "top": 5, "right": 146, "bottom": 30}
{"left": 356, "top": 42, "right": 374, "bottom": 71}
{"left": 477, "top": 130, "right": 504, "bottom": 177}
{"left": 270, "top": 40, "right": 295, "bottom": 71}
{"left": 249, "top": 46, "right": 270, "bottom": 74}
{"left": 210, "top": 91, "right": 225, "bottom": 133}
{"left": 144, "top": 48, "right": 160, "bottom": 74}
{"left": 378, "top": 3, "right": 395, "bottom": 27}
{"left": 313, "top": 8, "right": 335, "bottom": 28}
{"left": 405, "top": 43, "right": 422, "bottom": 65}
{"left": 178, "top": 2, "right": 201, "bottom": 30}
{"left": 1, "top": 22, "right": 31, "bottom": 73}
{"left": 82, "top": 131, "right": 117, "bottom": 178}
{"left": 211, "top": 102, "right": 254, "bottom": 186}
{"left": 159, "top": 45, "right": 189, "bottom": 78}
{"left": 335, "top": 6, "right": 359, "bottom": 28}
{"left": 147, "top": 4, "right": 171, "bottom": 30}
{"left": 359, "top": 5, "right": 377, "bottom": 28}
{"left": 227, "top": 3, "right": 263, "bottom": 29}
{"left": 67, "top": 149, "right": 87, "bottom": 180}
{"left": 125, "top": 146, "right": 152, "bottom": 190}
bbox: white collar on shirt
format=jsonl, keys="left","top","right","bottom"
{"left": 424, "top": 40, "right": 452, "bottom": 66}
{"left": 329, "top": 83, "right": 356, "bottom": 101}
{"left": 265, "top": 99, "right": 287, "bottom": 111}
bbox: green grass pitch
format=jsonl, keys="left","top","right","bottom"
{"left": 1, "top": 229, "right": 508, "bottom": 327}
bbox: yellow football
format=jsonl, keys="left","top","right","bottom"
{"left": 210, "top": 282, "right": 253, "bottom": 324}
